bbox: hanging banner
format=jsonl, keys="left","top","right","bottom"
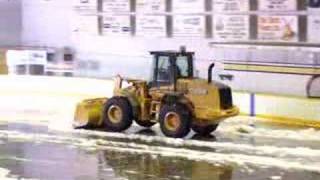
{"left": 258, "top": 0, "right": 297, "bottom": 11}
{"left": 213, "top": 15, "right": 249, "bottom": 41}
{"left": 136, "top": 16, "right": 166, "bottom": 37}
{"left": 213, "top": 0, "right": 249, "bottom": 12}
{"left": 136, "top": 0, "right": 166, "bottom": 13}
{"left": 258, "top": 16, "right": 298, "bottom": 42}
{"left": 308, "top": 16, "right": 320, "bottom": 42}
{"left": 172, "top": 0, "right": 204, "bottom": 13}
{"left": 73, "top": 0, "right": 98, "bottom": 9}
{"left": 74, "top": 16, "right": 99, "bottom": 35}
{"left": 173, "top": 16, "right": 205, "bottom": 37}
{"left": 103, "top": 0, "right": 130, "bottom": 12}
{"left": 102, "top": 16, "right": 131, "bottom": 36}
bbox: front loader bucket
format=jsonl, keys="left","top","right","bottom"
{"left": 73, "top": 98, "right": 108, "bottom": 129}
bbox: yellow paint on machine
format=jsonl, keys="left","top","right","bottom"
{"left": 0, "top": 50, "right": 8, "bottom": 74}
{"left": 233, "top": 91, "right": 320, "bottom": 128}
{"left": 224, "top": 63, "right": 320, "bottom": 75}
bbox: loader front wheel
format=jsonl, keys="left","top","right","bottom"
{"left": 159, "top": 104, "right": 191, "bottom": 138}
{"left": 103, "top": 97, "right": 133, "bottom": 132}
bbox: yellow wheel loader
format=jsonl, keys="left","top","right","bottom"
{"left": 74, "top": 47, "right": 239, "bottom": 138}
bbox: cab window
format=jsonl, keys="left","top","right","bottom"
{"left": 176, "top": 55, "right": 190, "bottom": 78}
{"left": 157, "top": 56, "right": 171, "bottom": 83}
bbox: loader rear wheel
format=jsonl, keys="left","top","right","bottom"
{"left": 103, "top": 97, "right": 133, "bottom": 132}
{"left": 159, "top": 104, "right": 191, "bottom": 138}
{"left": 192, "top": 124, "right": 218, "bottom": 135}
{"left": 135, "top": 119, "right": 156, "bottom": 128}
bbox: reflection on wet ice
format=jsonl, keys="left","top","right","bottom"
{"left": 100, "top": 150, "right": 233, "bottom": 180}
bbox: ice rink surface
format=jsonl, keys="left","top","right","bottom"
{"left": 0, "top": 76, "right": 319, "bottom": 180}
{"left": 0, "top": 115, "right": 319, "bottom": 180}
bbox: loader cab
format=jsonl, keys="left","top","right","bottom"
{"left": 149, "top": 49, "right": 194, "bottom": 89}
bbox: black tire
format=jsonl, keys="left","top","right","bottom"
{"left": 103, "top": 97, "right": 133, "bottom": 132}
{"left": 192, "top": 124, "right": 218, "bottom": 135}
{"left": 135, "top": 119, "right": 156, "bottom": 128}
{"left": 159, "top": 104, "right": 191, "bottom": 138}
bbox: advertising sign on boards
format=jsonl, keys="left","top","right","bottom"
{"left": 213, "top": 0, "right": 249, "bottom": 12}
{"left": 103, "top": 0, "right": 130, "bottom": 12}
{"left": 102, "top": 16, "right": 131, "bottom": 36}
{"left": 136, "top": 16, "right": 166, "bottom": 37}
{"left": 73, "top": 0, "right": 98, "bottom": 9}
{"left": 258, "top": 0, "right": 297, "bottom": 11}
{"left": 172, "top": 0, "right": 204, "bottom": 13}
{"left": 258, "top": 16, "right": 298, "bottom": 42}
{"left": 213, "top": 15, "right": 250, "bottom": 41}
{"left": 173, "top": 16, "right": 205, "bottom": 37}
{"left": 308, "top": 16, "right": 320, "bottom": 42}
{"left": 136, "top": 0, "right": 165, "bottom": 12}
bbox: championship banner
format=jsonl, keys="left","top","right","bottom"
{"left": 172, "top": 0, "right": 205, "bottom": 13}
{"left": 102, "top": 16, "right": 131, "bottom": 36}
{"left": 213, "top": 15, "right": 249, "bottom": 41}
{"left": 136, "top": 16, "right": 166, "bottom": 37}
{"left": 73, "top": 0, "right": 98, "bottom": 9}
{"left": 136, "top": 0, "right": 166, "bottom": 13}
{"left": 173, "top": 16, "right": 205, "bottom": 37}
{"left": 308, "top": 16, "right": 320, "bottom": 42}
{"left": 259, "top": 0, "right": 297, "bottom": 11}
{"left": 258, "top": 16, "right": 298, "bottom": 42}
{"left": 102, "top": 0, "right": 130, "bottom": 12}
{"left": 213, "top": 0, "right": 249, "bottom": 12}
